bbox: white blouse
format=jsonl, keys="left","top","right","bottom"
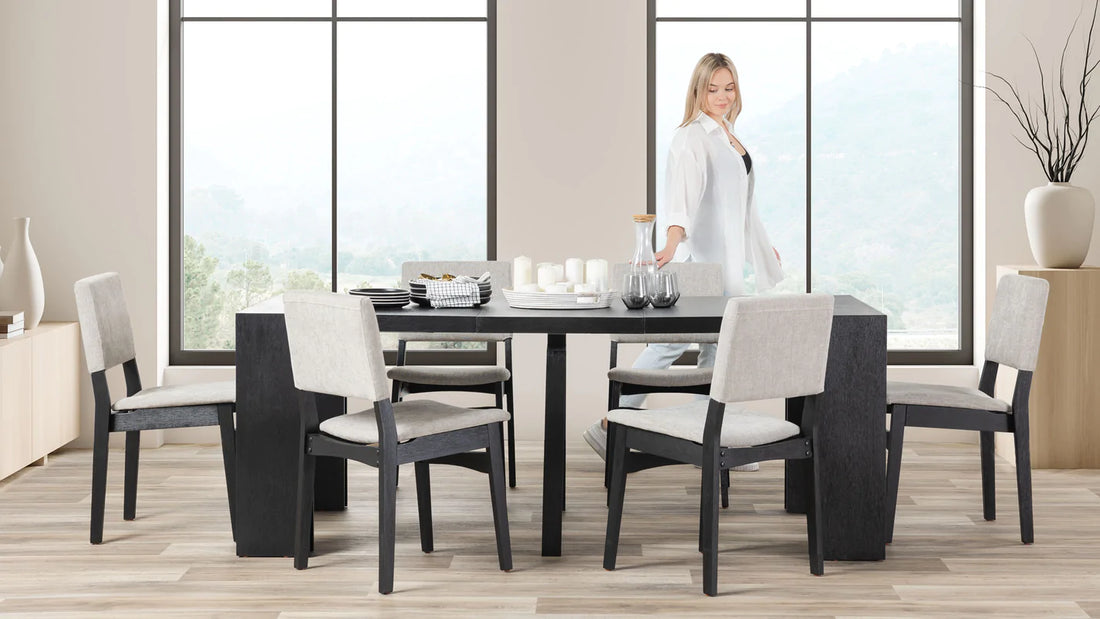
{"left": 663, "top": 112, "right": 785, "bottom": 295}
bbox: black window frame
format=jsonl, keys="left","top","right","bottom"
{"left": 649, "top": 0, "right": 974, "bottom": 366}
{"left": 169, "top": 0, "right": 497, "bottom": 366}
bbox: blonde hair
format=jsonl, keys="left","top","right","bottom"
{"left": 680, "top": 52, "right": 742, "bottom": 128}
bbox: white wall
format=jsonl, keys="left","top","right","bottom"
{"left": 5, "top": 0, "right": 1082, "bottom": 448}
{"left": 0, "top": 0, "right": 166, "bottom": 448}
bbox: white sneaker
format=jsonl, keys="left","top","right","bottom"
{"left": 730, "top": 462, "right": 760, "bottom": 472}
{"left": 583, "top": 421, "right": 607, "bottom": 461}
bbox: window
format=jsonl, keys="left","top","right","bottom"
{"left": 170, "top": 0, "right": 495, "bottom": 364}
{"left": 651, "top": 0, "right": 973, "bottom": 364}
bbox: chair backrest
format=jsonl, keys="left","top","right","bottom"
{"left": 710, "top": 294, "right": 835, "bottom": 404}
{"left": 401, "top": 260, "right": 512, "bottom": 293}
{"left": 283, "top": 291, "right": 389, "bottom": 402}
{"left": 73, "top": 272, "right": 137, "bottom": 374}
{"left": 985, "top": 274, "right": 1050, "bottom": 372}
{"left": 611, "top": 262, "right": 724, "bottom": 296}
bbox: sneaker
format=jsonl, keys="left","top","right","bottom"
{"left": 583, "top": 421, "right": 607, "bottom": 461}
{"left": 730, "top": 462, "right": 760, "bottom": 472}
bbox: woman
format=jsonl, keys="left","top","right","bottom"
{"left": 584, "top": 52, "right": 784, "bottom": 462}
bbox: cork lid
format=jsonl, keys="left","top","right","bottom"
{"left": 632, "top": 214, "right": 656, "bottom": 223}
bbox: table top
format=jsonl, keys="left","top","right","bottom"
{"left": 241, "top": 294, "right": 881, "bottom": 334}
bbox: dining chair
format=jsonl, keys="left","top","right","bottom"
{"left": 389, "top": 260, "right": 518, "bottom": 487}
{"left": 74, "top": 272, "right": 236, "bottom": 544}
{"left": 284, "top": 291, "right": 512, "bottom": 594}
{"left": 603, "top": 293, "right": 835, "bottom": 596}
{"left": 885, "top": 274, "right": 1049, "bottom": 545}
{"left": 601, "top": 262, "right": 731, "bottom": 502}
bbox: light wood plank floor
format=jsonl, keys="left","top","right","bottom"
{"left": 1, "top": 441, "right": 1099, "bottom": 617}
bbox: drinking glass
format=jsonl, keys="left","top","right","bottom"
{"left": 621, "top": 273, "right": 650, "bottom": 309}
{"left": 650, "top": 271, "right": 680, "bottom": 308}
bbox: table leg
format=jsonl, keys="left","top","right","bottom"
{"left": 541, "top": 333, "right": 567, "bottom": 556}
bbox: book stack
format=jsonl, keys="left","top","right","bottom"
{"left": 0, "top": 311, "right": 25, "bottom": 339}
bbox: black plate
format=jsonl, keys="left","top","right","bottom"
{"left": 410, "top": 297, "right": 482, "bottom": 308}
{"left": 350, "top": 287, "right": 408, "bottom": 295}
{"left": 371, "top": 301, "right": 412, "bottom": 310}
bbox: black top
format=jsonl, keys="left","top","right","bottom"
{"left": 742, "top": 150, "right": 752, "bottom": 174}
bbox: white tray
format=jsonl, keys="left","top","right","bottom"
{"left": 502, "top": 288, "right": 617, "bottom": 310}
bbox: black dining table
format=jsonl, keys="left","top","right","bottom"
{"left": 233, "top": 294, "right": 886, "bottom": 560}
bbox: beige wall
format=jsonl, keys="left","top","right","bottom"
{"left": 0, "top": 0, "right": 166, "bottom": 448}
{"left": 3, "top": 0, "right": 1083, "bottom": 448}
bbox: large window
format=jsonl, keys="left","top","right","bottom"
{"left": 170, "top": 0, "right": 494, "bottom": 364}
{"left": 652, "top": 0, "right": 973, "bottom": 364}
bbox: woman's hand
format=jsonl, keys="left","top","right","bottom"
{"left": 656, "top": 225, "right": 685, "bottom": 268}
{"left": 655, "top": 246, "right": 676, "bottom": 268}
{"left": 773, "top": 247, "right": 782, "bottom": 266}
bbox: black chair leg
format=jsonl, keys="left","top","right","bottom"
{"left": 980, "top": 430, "right": 996, "bottom": 521}
{"left": 720, "top": 469, "right": 730, "bottom": 509}
{"left": 415, "top": 461, "right": 434, "bottom": 553}
{"left": 505, "top": 377, "right": 517, "bottom": 489}
{"left": 378, "top": 450, "right": 399, "bottom": 594}
{"left": 293, "top": 446, "right": 316, "bottom": 570}
{"left": 90, "top": 410, "right": 110, "bottom": 544}
{"left": 885, "top": 405, "right": 907, "bottom": 544}
{"left": 217, "top": 405, "right": 237, "bottom": 541}
{"left": 807, "top": 433, "right": 824, "bottom": 576}
{"left": 700, "top": 444, "right": 721, "bottom": 596}
{"left": 123, "top": 431, "right": 140, "bottom": 521}
{"left": 486, "top": 423, "right": 513, "bottom": 571}
{"left": 1014, "top": 413, "right": 1034, "bottom": 544}
{"left": 603, "top": 422, "right": 628, "bottom": 571}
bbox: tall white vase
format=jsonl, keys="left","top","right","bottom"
{"left": 0, "top": 217, "right": 44, "bottom": 329}
{"left": 1024, "top": 182, "right": 1095, "bottom": 268}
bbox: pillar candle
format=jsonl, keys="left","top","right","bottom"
{"left": 513, "top": 256, "right": 533, "bottom": 287}
{"left": 565, "top": 258, "right": 585, "bottom": 284}
{"left": 551, "top": 263, "right": 565, "bottom": 283}
{"left": 537, "top": 264, "right": 557, "bottom": 289}
{"left": 585, "top": 258, "right": 609, "bottom": 292}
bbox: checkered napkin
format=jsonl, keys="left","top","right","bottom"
{"left": 424, "top": 279, "right": 481, "bottom": 308}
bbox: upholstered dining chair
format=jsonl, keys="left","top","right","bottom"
{"left": 389, "top": 260, "right": 518, "bottom": 487}
{"left": 284, "top": 291, "right": 512, "bottom": 595}
{"left": 74, "top": 272, "right": 236, "bottom": 544}
{"left": 603, "top": 293, "right": 835, "bottom": 596}
{"left": 885, "top": 274, "right": 1050, "bottom": 545}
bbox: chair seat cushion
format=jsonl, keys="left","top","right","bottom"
{"left": 608, "top": 366, "right": 713, "bottom": 388}
{"left": 887, "top": 381, "right": 1011, "bottom": 412}
{"left": 611, "top": 333, "right": 719, "bottom": 344}
{"left": 387, "top": 365, "right": 510, "bottom": 386}
{"left": 318, "top": 400, "right": 510, "bottom": 444}
{"left": 607, "top": 401, "right": 801, "bottom": 448}
{"left": 113, "top": 380, "right": 235, "bottom": 411}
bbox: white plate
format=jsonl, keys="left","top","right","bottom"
{"left": 502, "top": 288, "right": 616, "bottom": 310}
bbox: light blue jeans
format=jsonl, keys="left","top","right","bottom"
{"left": 618, "top": 342, "right": 718, "bottom": 408}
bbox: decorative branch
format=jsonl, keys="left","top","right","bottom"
{"left": 980, "top": 0, "right": 1100, "bottom": 183}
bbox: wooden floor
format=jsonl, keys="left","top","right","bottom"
{"left": 1, "top": 441, "right": 1099, "bottom": 617}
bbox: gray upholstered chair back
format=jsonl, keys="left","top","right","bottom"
{"left": 611, "top": 262, "right": 724, "bottom": 296}
{"left": 710, "top": 294, "right": 835, "bottom": 404}
{"left": 401, "top": 261, "right": 512, "bottom": 293}
{"left": 73, "top": 272, "right": 137, "bottom": 373}
{"left": 985, "top": 274, "right": 1050, "bottom": 372}
{"left": 284, "top": 291, "right": 389, "bottom": 402}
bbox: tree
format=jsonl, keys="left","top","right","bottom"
{"left": 283, "top": 269, "right": 329, "bottom": 292}
{"left": 182, "top": 235, "right": 225, "bottom": 349}
{"left": 226, "top": 260, "right": 274, "bottom": 310}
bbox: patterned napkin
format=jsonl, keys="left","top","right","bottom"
{"left": 425, "top": 280, "right": 481, "bottom": 308}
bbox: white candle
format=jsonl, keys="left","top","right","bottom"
{"left": 513, "top": 256, "right": 533, "bottom": 288}
{"left": 517, "top": 283, "right": 541, "bottom": 293}
{"left": 551, "top": 263, "right": 565, "bottom": 283}
{"left": 537, "top": 264, "right": 557, "bottom": 289}
{"left": 565, "top": 258, "right": 585, "bottom": 284}
{"left": 544, "top": 283, "right": 568, "bottom": 294}
{"left": 574, "top": 282, "right": 596, "bottom": 294}
{"left": 585, "top": 258, "right": 609, "bottom": 292}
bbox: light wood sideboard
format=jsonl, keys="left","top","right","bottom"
{"left": 0, "top": 322, "right": 80, "bottom": 481}
{"left": 995, "top": 266, "right": 1100, "bottom": 469}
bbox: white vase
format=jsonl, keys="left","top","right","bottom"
{"left": 0, "top": 217, "right": 44, "bottom": 329}
{"left": 1024, "top": 182, "right": 1095, "bottom": 268}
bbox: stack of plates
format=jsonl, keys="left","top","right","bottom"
{"left": 409, "top": 279, "right": 492, "bottom": 308}
{"left": 348, "top": 288, "right": 411, "bottom": 309}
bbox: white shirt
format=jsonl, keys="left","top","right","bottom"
{"left": 662, "top": 112, "right": 785, "bottom": 295}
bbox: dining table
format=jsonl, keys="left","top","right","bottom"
{"left": 233, "top": 294, "right": 886, "bottom": 560}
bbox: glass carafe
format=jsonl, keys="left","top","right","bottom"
{"left": 630, "top": 214, "right": 657, "bottom": 287}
